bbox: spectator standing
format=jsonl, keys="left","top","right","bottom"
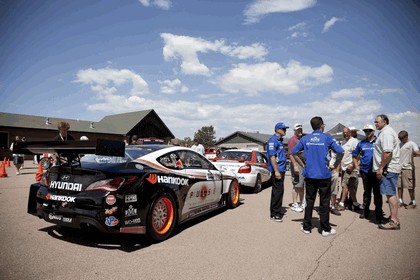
{"left": 337, "top": 127, "right": 362, "bottom": 211}
{"left": 10, "top": 136, "right": 24, "bottom": 175}
{"left": 329, "top": 148, "right": 342, "bottom": 216}
{"left": 287, "top": 123, "right": 304, "bottom": 212}
{"left": 130, "top": 135, "right": 138, "bottom": 145}
{"left": 267, "top": 122, "right": 289, "bottom": 222}
{"left": 292, "top": 116, "right": 344, "bottom": 236}
{"left": 53, "top": 121, "right": 74, "bottom": 141}
{"left": 397, "top": 130, "right": 420, "bottom": 209}
{"left": 373, "top": 114, "right": 401, "bottom": 230}
{"left": 352, "top": 124, "right": 385, "bottom": 222}
{"left": 191, "top": 139, "right": 205, "bottom": 155}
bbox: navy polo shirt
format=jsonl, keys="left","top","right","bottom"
{"left": 292, "top": 130, "right": 344, "bottom": 179}
{"left": 352, "top": 137, "right": 376, "bottom": 173}
{"left": 266, "top": 134, "right": 287, "bottom": 173}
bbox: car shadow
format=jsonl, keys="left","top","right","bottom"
{"left": 38, "top": 201, "right": 244, "bottom": 251}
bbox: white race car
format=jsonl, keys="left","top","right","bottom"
{"left": 211, "top": 149, "right": 271, "bottom": 193}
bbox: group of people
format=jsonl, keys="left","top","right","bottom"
{"left": 267, "top": 114, "right": 419, "bottom": 236}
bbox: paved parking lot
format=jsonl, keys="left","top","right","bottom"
{"left": 0, "top": 160, "right": 419, "bottom": 280}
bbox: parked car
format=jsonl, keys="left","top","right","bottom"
{"left": 17, "top": 140, "right": 240, "bottom": 242}
{"left": 211, "top": 149, "right": 271, "bottom": 193}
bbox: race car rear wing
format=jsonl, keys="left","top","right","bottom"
{"left": 12, "top": 139, "right": 125, "bottom": 157}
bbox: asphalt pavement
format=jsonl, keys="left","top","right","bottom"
{"left": 0, "top": 159, "right": 419, "bottom": 280}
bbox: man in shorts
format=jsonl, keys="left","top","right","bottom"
{"left": 397, "top": 130, "right": 420, "bottom": 209}
{"left": 337, "top": 127, "right": 363, "bottom": 211}
{"left": 373, "top": 114, "right": 401, "bottom": 230}
{"left": 287, "top": 123, "right": 305, "bottom": 212}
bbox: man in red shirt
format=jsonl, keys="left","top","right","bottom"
{"left": 287, "top": 124, "right": 305, "bottom": 212}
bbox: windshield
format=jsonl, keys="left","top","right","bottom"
{"left": 81, "top": 145, "right": 167, "bottom": 164}
{"left": 220, "top": 151, "right": 251, "bottom": 161}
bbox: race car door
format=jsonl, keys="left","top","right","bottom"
{"left": 178, "top": 150, "right": 223, "bottom": 219}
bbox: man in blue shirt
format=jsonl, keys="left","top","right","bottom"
{"left": 267, "top": 122, "right": 289, "bottom": 222}
{"left": 352, "top": 124, "right": 385, "bottom": 223}
{"left": 292, "top": 116, "right": 344, "bottom": 236}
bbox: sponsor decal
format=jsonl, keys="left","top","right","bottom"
{"left": 49, "top": 213, "right": 62, "bottom": 221}
{"left": 124, "top": 217, "right": 141, "bottom": 225}
{"left": 125, "top": 194, "right": 137, "bottom": 203}
{"left": 189, "top": 186, "right": 216, "bottom": 199}
{"left": 105, "top": 216, "right": 119, "bottom": 227}
{"left": 105, "top": 195, "right": 117, "bottom": 206}
{"left": 46, "top": 194, "right": 76, "bottom": 203}
{"left": 47, "top": 214, "right": 72, "bottom": 223}
{"left": 49, "top": 181, "right": 82, "bottom": 192}
{"left": 125, "top": 205, "right": 137, "bottom": 217}
{"left": 105, "top": 206, "right": 118, "bottom": 215}
{"left": 146, "top": 174, "right": 189, "bottom": 186}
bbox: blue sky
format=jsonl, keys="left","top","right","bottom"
{"left": 1, "top": 0, "right": 419, "bottom": 143}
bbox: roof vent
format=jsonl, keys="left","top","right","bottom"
{"left": 90, "top": 122, "right": 95, "bottom": 129}
{"left": 45, "top": 117, "right": 51, "bottom": 125}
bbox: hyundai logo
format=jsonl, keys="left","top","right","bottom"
{"left": 61, "top": 175, "right": 70, "bottom": 181}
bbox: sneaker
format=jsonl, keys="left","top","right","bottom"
{"left": 16, "top": 172, "right": 20, "bottom": 175}
{"left": 295, "top": 205, "right": 304, "bottom": 213}
{"left": 398, "top": 202, "right": 405, "bottom": 208}
{"left": 322, "top": 228, "right": 337, "bottom": 237}
{"left": 353, "top": 204, "right": 364, "bottom": 211}
{"left": 406, "top": 202, "right": 417, "bottom": 209}
{"left": 359, "top": 212, "right": 369, "bottom": 219}
{"left": 290, "top": 203, "right": 297, "bottom": 212}
{"left": 336, "top": 205, "right": 345, "bottom": 211}
{"left": 300, "top": 226, "right": 311, "bottom": 234}
{"left": 378, "top": 220, "right": 400, "bottom": 230}
{"left": 271, "top": 216, "right": 283, "bottom": 222}
{"left": 301, "top": 202, "right": 306, "bottom": 208}
{"left": 330, "top": 208, "right": 341, "bottom": 216}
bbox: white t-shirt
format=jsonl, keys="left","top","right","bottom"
{"left": 373, "top": 125, "right": 401, "bottom": 173}
{"left": 341, "top": 137, "right": 359, "bottom": 170}
{"left": 399, "top": 140, "right": 419, "bottom": 170}
{"left": 191, "top": 144, "right": 205, "bottom": 155}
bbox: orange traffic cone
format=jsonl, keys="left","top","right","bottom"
{"left": 0, "top": 162, "right": 7, "bottom": 178}
{"left": 6, "top": 158, "right": 10, "bottom": 167}
{"left": 35, "top": 161, "right": 43, "bottom": 181}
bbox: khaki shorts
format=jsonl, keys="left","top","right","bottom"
{"left": 331, "top": 171, "right": 340, "bottom": 195}
{"left": 397, "top": 169, "right": 415, "bottom": 190}
{"left": 342, "top": 170, "right": 358, "bottom": 188}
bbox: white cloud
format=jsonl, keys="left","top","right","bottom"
{"left": 330, "top": 87, "right": 366, "bottom": 98}
{"left": 138, "top": 0, "right": 171, "bottom": 10}
{"left": 322, "top": 16, "right": 344, "bottom": 33}
{"left": 161, "top": 33, "right": 267, "bottom": 76}
{"left": 74, "top": 67, "right": 149, "bottom": 99}
{"left": 216, "top": 60, "right": 333, "bottom": 95}
{"left": 244, "top": 0, "right": 317, "bottom": 24}
{"left": 288, "top": 22, "right": 309, "bottom": 39}
{"left": 159, "top": 79, "right": 189, "bottom": 94}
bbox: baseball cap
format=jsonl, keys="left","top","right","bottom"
{"left": 349, "top": 126, "right": 357, "bottom": 131}
{"left": 362, "top": 124, "right": 375, "bottom": 131}
{"left": 294, "top": 123, "right": 302, "bottom": 130}
{"left": 275, "top": 122, "right": 289, "bottom": 130}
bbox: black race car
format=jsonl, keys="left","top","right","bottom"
{"left": 17, "top": 140, "right": 240, "bottom": 241}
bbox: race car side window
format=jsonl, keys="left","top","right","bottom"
{"left": 183, "top": 151, "right": 213, "bottom": 170}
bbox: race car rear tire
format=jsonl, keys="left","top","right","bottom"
{"left": 147, "top": 193, "right": 177, "bottom": 242}
{"left": 227, "top": 180, "right": 240, "bottom": 208}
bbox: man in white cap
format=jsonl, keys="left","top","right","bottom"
{"left": 352, "top": 124, "right": 386, "bottom": 223}
{"left": 287, "top": 123, "right": 305, "bottom": 212}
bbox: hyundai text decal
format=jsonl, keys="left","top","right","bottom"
{"left": 46, "top": 194, "right": 76, "bottom": 203}
{"left": 50, "top": 181, "right": 82, "bottom": 192}
{"left": 146, "top": 174, "right": 189, "bottom": 186}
